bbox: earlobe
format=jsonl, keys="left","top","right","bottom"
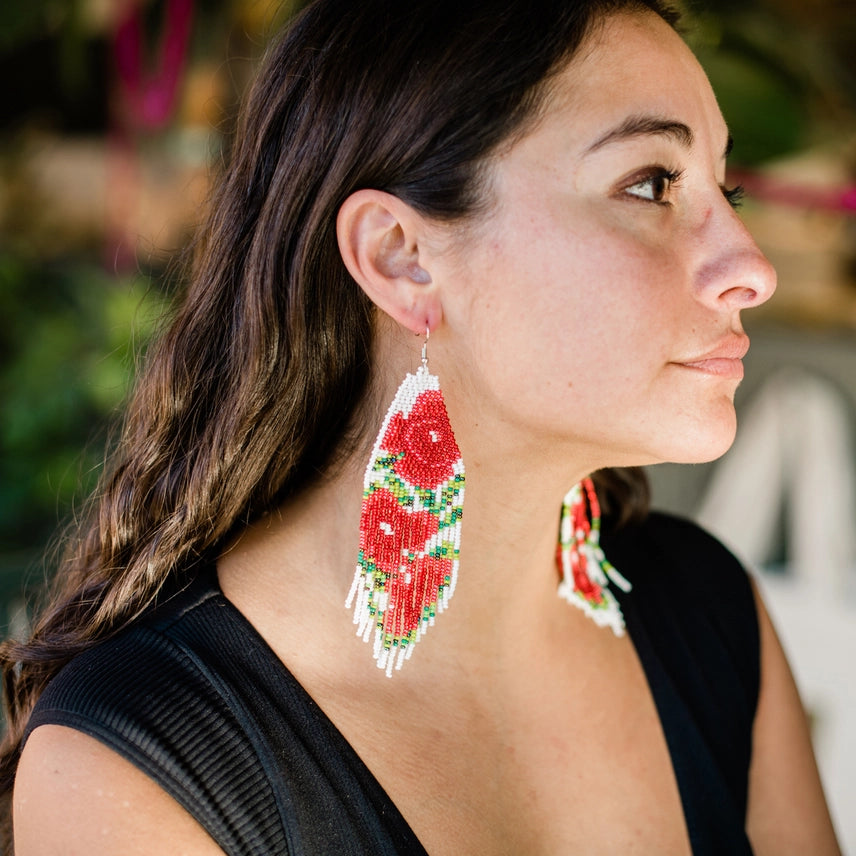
{"left": 336, "top": 189, "right": 441, "bottom": 334}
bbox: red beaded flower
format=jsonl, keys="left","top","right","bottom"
{"left": 382, "top": 390, "right": 460, "bottom": 490}
{"left": 358, "top": 487, "right": 440, "bottom": 575}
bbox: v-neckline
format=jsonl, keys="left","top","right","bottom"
{"left": 208, "top": 572, "right": 430, "bottom": 855}
{"left": 211, "top": 567, "right": 695, "bottom": 856}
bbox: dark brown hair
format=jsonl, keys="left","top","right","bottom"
{"left": 0, "top": 0, "right": 673, "bottom": 834}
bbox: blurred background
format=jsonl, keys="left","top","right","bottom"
{"left": 0, "top": 0, "right": 854, "bottom": 850}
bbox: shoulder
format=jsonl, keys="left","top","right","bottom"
{"left": 27, "top": 577, "right": 225, "bottom": 751}
{"left": 746, "top": 586, "right": 842, "bottom": 854}
{"left": 14, "top": 724, "right": 225, "bottom": 855}
{"left": 21, "top": 573, "right": 288, "bottom": 855}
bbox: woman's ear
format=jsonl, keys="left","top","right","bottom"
{"left": 336, "top": 189, "right": 442, "bottom": 334}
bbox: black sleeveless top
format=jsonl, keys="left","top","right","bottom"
{"left": 25, "top": 512, "right": 759, "bottom": 855}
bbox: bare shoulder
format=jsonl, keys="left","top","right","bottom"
{"left": 746, "top": 582, "right": 842, "bottom": 856}
{"left": 14, "top": 725, "right": 225, "bottom": 855}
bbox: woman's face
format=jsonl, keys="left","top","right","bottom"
{"left": 428, "top": 10, "right": 776, "bottom": 471}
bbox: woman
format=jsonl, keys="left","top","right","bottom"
{"left": 2, "top": 0, "right": 841, "bottom": 853}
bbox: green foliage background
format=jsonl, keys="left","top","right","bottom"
{"left": 0, "top": 259, "right": 168, "bottom": 619}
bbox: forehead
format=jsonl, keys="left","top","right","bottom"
{"left": 542, "top": 10, "right": 728, "bottom": 151}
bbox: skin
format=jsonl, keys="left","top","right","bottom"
{"left": 14, "top": 10, "right": 841, "bottom": 856}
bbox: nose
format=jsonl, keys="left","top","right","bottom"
{"left": 693, "top": 204, "right": 777, "bottom": 311}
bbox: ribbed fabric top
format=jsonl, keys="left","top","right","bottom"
{"left": 26, "top": 512, "right": 759, "bottom": 855}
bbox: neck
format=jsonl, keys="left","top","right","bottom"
{"left": 218, "top": 409, "right": 610, "bottom": 684}
{"left": 302, "top": 447, "right": 591, "bottom": 620}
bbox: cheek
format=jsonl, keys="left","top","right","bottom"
{"left": 454, "top": 204, "right": 685, "bottom": 394}
{"left": 540, "top": 230, "right": 680, "bottom": 365}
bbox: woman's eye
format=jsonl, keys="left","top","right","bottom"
{"left": 623, "top": 169, "right": 682, "bottom": 204}
{"left": 722, "top": 183, "right": 745, "bottom": 210}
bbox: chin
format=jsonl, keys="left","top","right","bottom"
{"left": 635, "top": 400, "right": 739, "bottom": 466}
{"left": 667, "top": 419, "right": 738, "bottom": 465}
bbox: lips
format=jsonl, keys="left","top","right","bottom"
{"left": 675, "top": 335, "right": 749, "bottom": 378}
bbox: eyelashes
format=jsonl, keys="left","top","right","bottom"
{"left": 621, "top": 166, "right": 747, "bottom": 211}
{"left": 722, "top": 184, "right": 745, "bottom": 210}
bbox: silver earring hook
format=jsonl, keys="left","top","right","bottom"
{"left": 421, "top": 326, "right": 429, "bottom": 369}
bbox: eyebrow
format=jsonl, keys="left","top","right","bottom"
{"left": 586, "top": 115, "right": 694, "bottom": 153}
{"left": 585, "top": 114, "right": 734, "bottom": 160}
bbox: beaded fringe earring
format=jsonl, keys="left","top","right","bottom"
{"left": 347, "top": 331, "right": 465, "bottom": 676}
{"left": 557, "top": 477, "right": 632, "bottom": 635}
